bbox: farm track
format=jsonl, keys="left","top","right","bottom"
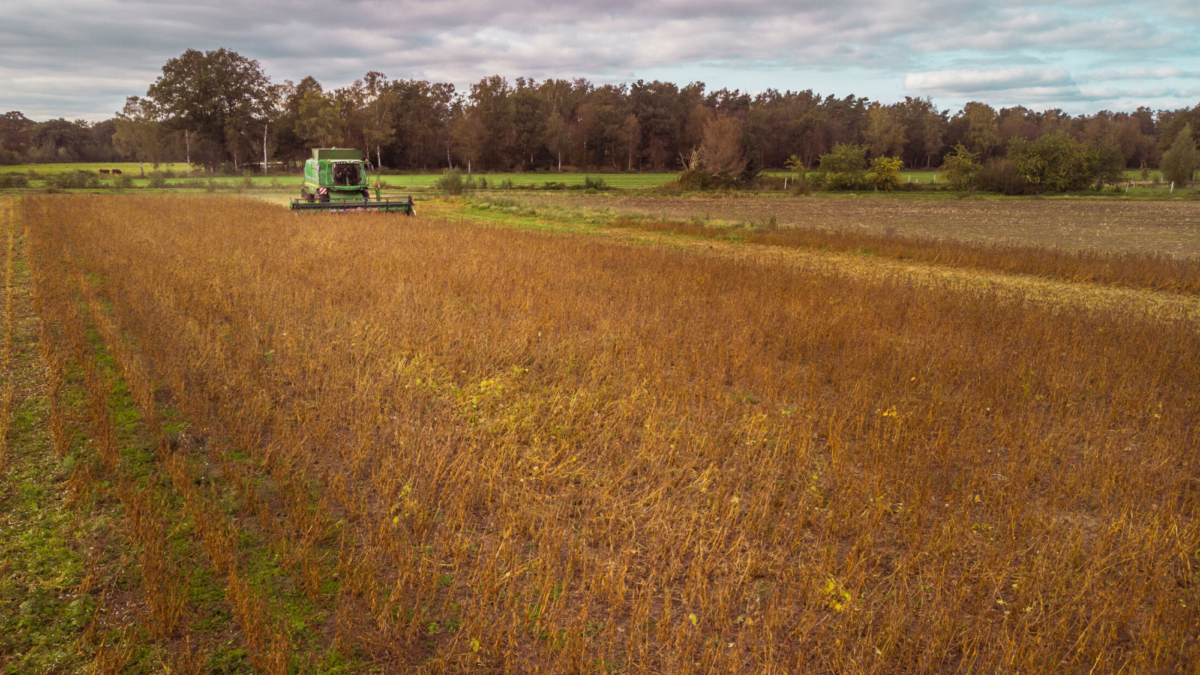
{"left": 430, "top": 200, "right": 1200, "bottom": 325}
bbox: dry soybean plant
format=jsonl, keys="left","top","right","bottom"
{"left": 0, "top": 200, "right": 15, "bottom": 469}
{"left": 19, "top": 194, "right": 1200, "bottom": 673}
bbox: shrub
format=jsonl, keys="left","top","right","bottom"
{"left": 941, "top": 143, "right": 981, "bottom": 191}
{"left": 116, "top": 175, "right": 134, "bottom": 189}
{"left": 219, "top": 162, "right": 236, "bottom": 176}
{"left": 790, "top": 175, "right": 815, "bottom": 195}
{"left": 674, "top": 168, "right": 716, "bottom": 191}
{"left": 1007, "top": 133, "right": 1097, "bottom": 192}
{"left": 817, "top": 144, "right": 867, "bottom": 190}
{"left": 437, "top": 167, "right": 464, "bottom": 195}
{"left": 49, "top": 171, "right": 101, "bottom": 189}
{"left": 583, "top": 176, "right": 609, "bottom": 191}
{"left": 977, "top": 159, "right": 1036, "bottom": 195}
{"left": 0, "top": 173, "right": 29, "bottom": 189}
{"left": 868, "top": 156, "right": 903, "bottom": 191}
{"left": 147, "top": 172, "right": 168, "bottom": 189}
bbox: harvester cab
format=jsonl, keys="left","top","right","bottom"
{"left": 291, "top": 148, "right": 414, "bottom": 214}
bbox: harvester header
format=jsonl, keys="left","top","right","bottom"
{"left": 290, "top": 147, "right": 414, "bottom": 215}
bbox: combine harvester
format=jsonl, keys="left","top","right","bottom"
{"left": 290, "top": 148, "right": 415, "bottom": 214}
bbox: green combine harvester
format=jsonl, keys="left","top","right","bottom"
{"left": 291, "top": 148, "right": 414, "bottom": 214}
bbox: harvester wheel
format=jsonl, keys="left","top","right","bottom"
{"left": 301, "top": 187, "right": 314, "bottom": 203}
{"left": 318, "top": 191, "right": 330, "bottom": 204}
{"left": 361, "top": 189, "right": 370, "bottom": 201}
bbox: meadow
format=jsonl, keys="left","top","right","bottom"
{"left": 3, "top": 193, "right": 1199, "bottom": 673}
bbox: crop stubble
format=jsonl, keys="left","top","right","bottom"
{"left": 514, "top": 194, "right": 1200, "bottom": 257}
{"left": 18, "top": 195, "right": 1200, "bottom": 673}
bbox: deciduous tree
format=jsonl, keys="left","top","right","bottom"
{"left": 146, "top": 48, "right": 273, "bottom": 169}
{"left": 113, "top": 96, "right": 167, "bottom": 176}
{"left": 1161, "top": 124, "right": 1198, "bottom": 186}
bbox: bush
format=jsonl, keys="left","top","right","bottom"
{"left": 437, "top": 167, "right": 464, "bottom": 195}
{"left": 790, "top": 175, "right": 815, "bottom": 195}
{"left": 817, "top": 144, "right": 867, "bottom": 190}
{"left": 675, "top": 168, "right": 717, "bottom": 191}
{"left": 941, "top": 143, "right": 981, "bottom": 191}
{"left": 0, "top": 174, "right": 29, "bottom": 189}
{"left": 583, "top": 176, "right": 609, "bottom": 190}
{"left": 116, "top": 175, "right": 134, "bottom": 189}
{"left": 49, "top": 171, "right": 100, "bottom": 189}
{"left": 1007, "top": 133, "right": 1097, "bottom": 192}
{"left": 868, "top": 156, "right": 903, "bottom": 191}
{"left": 147, "top": 172, "right": 168, "bottom": 189}
{"left": 976, "top": 159, "right": 1036, "bottom": 195}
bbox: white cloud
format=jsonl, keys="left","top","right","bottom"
{"left": 904, "top": 68, "right": 1075, "bottom": 95}
{"left": 1089, "top": 67, "right": 1199, "bottom": 81}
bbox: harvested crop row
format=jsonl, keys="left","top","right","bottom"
{"left": 26, "top": 220, "right": 198, "bottom": 669}
{"left": 27, "top": 199, "right": 364, "bottom": 673}
{"left": 23, "top": 194, "right": 1200, "bottom": 673}
{"left": 27, "top": 218, "right": 288, "bottom": 672}
{"left": 0, "top": 201, "right": 14, "bottom": 468}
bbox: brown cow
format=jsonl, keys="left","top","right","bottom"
{"left": 99, "top": 169, "right": 110, "bottom": 175}
{"left": 111, "top": 169, "right": 122, "bottom": 175}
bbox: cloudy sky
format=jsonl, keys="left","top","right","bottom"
{"left": 2, "top": 0, "right": 1198, "bottom": 121}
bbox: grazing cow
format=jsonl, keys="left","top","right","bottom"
{"left": 111, "top": 169, "right": 122, "bottom": 175}
{"left": 99, "top": 169, "right": 110, "bottom": 175}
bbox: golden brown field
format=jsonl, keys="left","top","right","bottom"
{"left": 7, "top": 194, "right": 1200, "bottom": 673}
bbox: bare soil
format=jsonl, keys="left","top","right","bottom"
{"left": 513, "top": 193, "right": 1200, "bottom": 256}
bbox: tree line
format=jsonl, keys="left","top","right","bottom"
{"left": 1, "top": 47, "right": 1198, "bottom": 179}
